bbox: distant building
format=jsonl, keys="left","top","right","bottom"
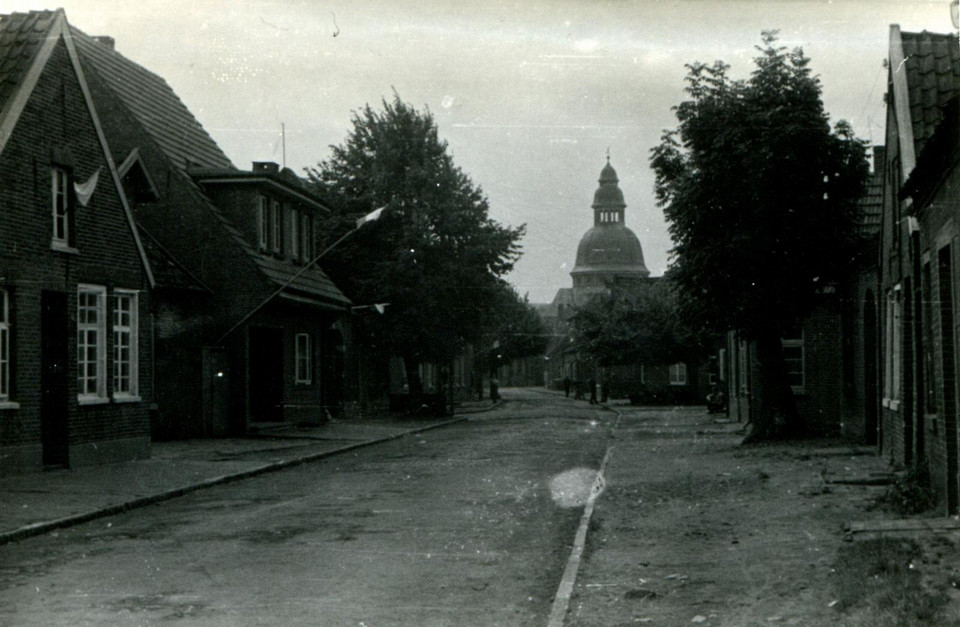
{"left": 539, "top": 158, "right": 704, "bottom": 402}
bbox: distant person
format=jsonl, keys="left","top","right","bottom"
{"left": 574, "top": 380, "right": 584, "bottom": 400}
{"left": 563, "top": 376, "right": 572, "bottom": 397}
{"left": 588, "top": 377, "right": 598, "bottom": 404}
{"left": 707, "top": 385, "right": 726, "bottom": 414}
{"left": 490, "top": 376, "right": 500, "bottom": 403}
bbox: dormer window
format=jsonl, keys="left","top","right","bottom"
{"left": 299, "top": 213, "right": 312, "bottom": 260}
{"left": 257, "top": 196, "right": 269, "bottom": 250}
{"left": 289, "top": 206, "right": 300, "bottom": 261}
{"left": 270, "top": 199, "right": 281, "bottom": 253}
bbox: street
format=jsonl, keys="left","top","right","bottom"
{"left": 0, "top": 390, "right": 612, "bottom": 626}
{"left": 3, "top": 389, "right": 950, "bottom": 626}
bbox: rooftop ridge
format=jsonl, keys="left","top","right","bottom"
{"left": 69, "top": 23, "right": 234, "bottom": 171}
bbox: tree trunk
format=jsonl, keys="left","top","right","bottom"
{"left": 742, "top": 326, "right": 800, "bottom": 443}
{"left": 403, "top": 354, "right": 424, "bottom": 397}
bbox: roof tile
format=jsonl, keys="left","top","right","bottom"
{"left": 899, "top": 30, "right": 960, "bottom": 157}
{"left": 70, "top": 25, "right": 234, "bottom": 171}
{"left": 0, "top": 10, "right": 57, "bottom": 114}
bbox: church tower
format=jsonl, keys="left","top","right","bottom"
{"left": 570, "top": 157, "right": 649, "bottom": 302}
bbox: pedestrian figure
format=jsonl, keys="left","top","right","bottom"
{"left": 588, "top": 377, "right": 598, "bottom": 404}
{"left": 574, "top": 380, "right": 583, "bottom": 400}
{"left": 707, "top": 385, "right": 725, "bottom": 414}
{"left": 490, "top": 376, "right": 500, "bottom": 403}
{"left": 563, "top": 376, "right": 571, "bottom": 397}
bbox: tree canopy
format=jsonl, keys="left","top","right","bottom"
{"left": 650, "top": 32, "right": 868, "bottom": 440}
{"left": 307, "top": 94, "right": 525, "bottom": 392}
{"left": 482, "top": 283, "right": 549, "bottom": 368}
{"left": 573, "top": 279, "right": 708, "bottom": 368}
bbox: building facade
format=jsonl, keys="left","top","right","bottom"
{"left": 877, "top": 26, "right": 959, "bottom": 514}
{"left": 0, "top": 11, "right": 155, "bottom": 472}
{"left": 69, "top": 16, "right": 352, "bottom": 437}
{"left": 540, "top": 158, "right": 702, "bottom": 402}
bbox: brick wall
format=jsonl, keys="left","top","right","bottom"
{"left": 0, "top": 39, "right": 151, "bottom": 472}
{"left": 919, "top": 161, "right": 960, "bottom": 514}
{"left": 793, "top": 300, "right": 844, "bottom": 435}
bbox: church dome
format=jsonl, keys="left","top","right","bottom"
{"left": 571, "top": 158, "right": 650, "bottom": 290}
{"left": 572, "top": 224, "right": 649, "bottom": 276}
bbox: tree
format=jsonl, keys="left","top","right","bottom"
{"left": 307, "top": 94, "right": 525, "bottom": 395}
{"left": 478, "top": 283, "right": 549, "bottom": 371}
{"left": 650, "top": 32, "right": 868, "bottom": 441}
{"left": 572, "top": 279, "right": 707, "bottom": 367}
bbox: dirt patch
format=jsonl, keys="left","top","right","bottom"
{"left": 567, "top": 407, "right": 959, "bottom": 626}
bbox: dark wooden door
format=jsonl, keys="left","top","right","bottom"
{"left": 249, "top": 327, "right": 284, "bottom": 422}
{"left": 41, "top": 291, "right": 69, "bottom": 467}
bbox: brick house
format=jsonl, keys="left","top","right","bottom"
{"left": 0, "top": 10, "right": 155, "bottom": 472}
{"left": 878, "top": 25, "right": 959, "bottom": 514}
{"left": 725, "top": 295, "right": 846, "bottom": 436}
{"left": 721, "top": 155, "right": 885, "bottom": 438}
{"left": 64, "top": 17, "right": 352, "bottom": 437}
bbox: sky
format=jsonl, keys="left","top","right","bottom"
{"left": 8, "top": 0, "right": 957, "bottom": 302}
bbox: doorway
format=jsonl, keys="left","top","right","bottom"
{"left": 249, "top": 327, "right": 284, "bottom": 423}
{"left": 202, "top": 346, "right": 230, "bottom": 436}
{"left": 41, "top": 291, "right": 69, "bottom": 467}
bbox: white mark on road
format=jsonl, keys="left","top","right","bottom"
{"left": 549, "top": 467, "right": 605, "bottom": 508}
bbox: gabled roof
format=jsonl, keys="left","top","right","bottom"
{"left": 70, "top": 27, "right": 233, "bottom": 171}
{"left": 857, "top": 168, "right": 883, "bottom": 237}
{"left": 888, "top": 26, "right": 960, "bottom": 180}
{"left": 902, "top": 96, "right": 959, "bottom": 209}
{"left": 69, "top": 22, "right": 349, "bottom": 311}
{"left": 0, "top": 9, "right": 154, "bottom": 287}
{"left": 0, "top": 11, "right": 56, "bottom": 134}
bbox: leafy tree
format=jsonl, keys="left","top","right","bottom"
{"left": 478, "top": 283, "right": 549, "bottom": 373}
{"left": 650, "top": 32, "right": 868, "bottom": 441}
{"left": 573, "top": 279, "right": 707, "bottom": 367}
{"left": 307, "top": 94, "right": 525, "bottom": 395}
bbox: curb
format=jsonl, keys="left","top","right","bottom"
{"left": 0, "top": 417, "right": 467, "bottom": 546}
{"left": 547, "top": 406, "right": 623, "bottom": 626}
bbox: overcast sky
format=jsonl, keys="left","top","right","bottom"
{"left": 9, "top": 0, "right": 957, "bottom": 302}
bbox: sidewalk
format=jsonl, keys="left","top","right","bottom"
{"left": 0, "top": 401, "right": 495, "bottom": 545}
{"left": 565, "top": 404, "right": 960, "bottom": 625}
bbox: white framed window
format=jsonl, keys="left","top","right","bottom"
{"left": 270, "top": 200, "right": 282, "bottom": 253}
{"left": 669, "top": 362, "right": 687, "bottom": 386}
{"left": 112, "top": 290, "right": 139, "bottom": 399}
{"left": 0, "top": 289, "right": 10, "bottom": 403}
{"left": 77, "top": 284, "right": 107, "bottom": 402}
{"left": 52, "top": 167, "right": 71, "bottom": 245}
{"left": 257, "top": 196, "right": 269, "bottom": 250}
{"left": 884, "top": 288, "right": 902, "bottom": 406}
{"left": 289, "top": 207, "right": 300, "bottom": 261}
{"left": 781, "top": 334, "right": 805, "bottom": 393}
{"left": 295, "top": 333, "right": 312, "bottom": 384}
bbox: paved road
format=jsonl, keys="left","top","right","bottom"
{"left": 0, "top": 389, "right": 612, "bottom": 626}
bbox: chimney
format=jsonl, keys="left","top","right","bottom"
{"left": 872, "top": 146, "right": 886, "bottom": 174}
{"left": 93, "top": 36, "right": 115, "bottom": 51}
{"left": 252, "top": 161, "right": 280, "bottom": 174}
